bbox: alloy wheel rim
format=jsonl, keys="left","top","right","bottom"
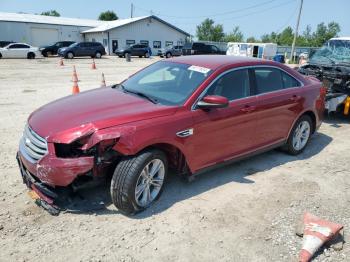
{"left": 292, "top": 120, "right": 310, "bottom": 151}
{"left": 135, "top": 159, "right": 165, "bottom": 207}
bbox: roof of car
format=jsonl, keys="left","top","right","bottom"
{"left": 169, "top": 55, "right": 278, "bottom": 70}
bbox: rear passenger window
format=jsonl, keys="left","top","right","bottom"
{"left": 282, "top": 72, "right": 301, "bottom": 88}
{"left": 207, "top": 69, "right": 250, "bottom": 101}
{"left": 254, "top": 68, "right": 283, "bottom": 94}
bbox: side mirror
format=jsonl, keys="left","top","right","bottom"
{"left": 197, "top": 95, "right": 229, "bottom": 109}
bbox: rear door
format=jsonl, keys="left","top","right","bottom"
{"left": 190, "top": 68, "right": 258, "bottom": 170}
{"left": 253, "top": 66, "right": 303, "bottom": 147}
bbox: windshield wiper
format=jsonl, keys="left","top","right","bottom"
{"left": 114, "top": 84, "right": 158, "bottom": 104}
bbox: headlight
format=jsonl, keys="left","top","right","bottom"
{"left": 39, "top": 48, "right": 45, "bottom": 51}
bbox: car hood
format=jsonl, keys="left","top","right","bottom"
{"left": 58, "top": 47, "right": 67, "bottom": 52}
{"left": 28, "top": 87, "right": 178, "bottom": 143}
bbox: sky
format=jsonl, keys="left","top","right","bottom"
{"left": 0, "top": 0, "right": 349, "bottom": 39}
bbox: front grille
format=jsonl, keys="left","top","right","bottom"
{"left": 20, "top": 124, "right": 48, "bottom": 162}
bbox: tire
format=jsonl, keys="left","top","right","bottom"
{"left": 145, "top": 52, "right": 150, "bottom": 58}
{"left": 284, "top": 115, "right": 312, "bottom": 155}
{"left": 139, "top": 55, "right": 142, "bottom": 58}
{"left": 166, "top": 52, "right": 172, "bottom": 58}
{"left": 95, "top": 52, "right": 102, "bottom": 59}
{"left": 42, "top": 52, "right": 48, "bottom": 57}
{"left": 66, "top": 52, "right": 74, "bottom": 59}
{"left": 27, "top": 52, "right": 35, "bottom": 59}
{"left": 0, "top": 53, "right": 2, "bottom": 59}
{"left": 110, "top": 149, "right": 168, "bottom": 215}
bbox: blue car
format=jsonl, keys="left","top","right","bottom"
{"left": 58, "top": 42, "right": 106, "bottom": 59}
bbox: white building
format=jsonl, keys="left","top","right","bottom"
{"left": 0, "top": 12, "right": 190, "bottom": 54}
{"left": 0, "top": 12, "right": 103, "bottom": 46}
{"left": 82, "top": 16, "right": 190, "bottom": 55}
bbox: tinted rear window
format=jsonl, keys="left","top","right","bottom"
{"left": 254, "top": 68, "right": 283, "bottom": 94}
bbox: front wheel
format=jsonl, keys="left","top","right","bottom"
{"left": 27, "top": 52, "right": 35, "bottom": 59}
{"left": 110, "top": 149, "right": 167, "bottom": 215}
{"left": 145, "top": 52, "right": 150, "bottom": 58}
{"left": 66, "top": 52, "right": 74, "bottom": 59}
{"left": 284, "top": 115, "right": 312, "bottom": 155}
{"left": 166, "top": 52, "right": 172, "bottom": 58}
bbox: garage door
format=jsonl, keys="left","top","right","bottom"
{"left": 31, "top": 28, "right": 59, "bottom": 47}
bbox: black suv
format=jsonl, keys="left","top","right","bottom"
{"left": 58, "top": 42, "right": 106, "bottom": 59}
{"left": 40, "top": 41, "right": 75, "bottom": 57}
{"left": 115, "top": 44, "right": 150, "bottom": 58}
{"left": 182, "top": 42, "right": 225, "bottom": 56}
{"left": 0, "top": 41, "right": 14, "bottom": 48}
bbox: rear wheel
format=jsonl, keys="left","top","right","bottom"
{"left": 95, "top": 52, "right": 102, "bottom": 59}
{"left": 166, "top": 52, "right": 172, "bottom": 58}
{"left": 27, "top": 52, "right": 35, "bottom": 59}
{"left": 284, "top": 115, "right": 312, "bottom": 155}
{"left": 110, "top": 149, "right": 167, "bottom": 215}
{"left": 66, "top": 52, "right": 74, "bottom": 59}
{"left": 0, "top": 53, "right": 2, "bottom": 59}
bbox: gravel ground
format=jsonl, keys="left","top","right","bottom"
{"left": 0, "top": 57, "right": 349, "bottom": 262}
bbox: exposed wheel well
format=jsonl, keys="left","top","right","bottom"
{"left": 142, "top": 143, "right": 189, "bottom": 175}
{"left": 301, "top": 111, "right": 316, "bottom": 133}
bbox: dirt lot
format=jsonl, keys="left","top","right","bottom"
{"left": 0, "top": 57, "right": 349, "bottom": 262}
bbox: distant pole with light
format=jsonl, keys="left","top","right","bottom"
{"left": 131, "top": 3, "right": 134, "bottom": 18}
{"left": 290, "top": 0, "right": 304, "bottom": 62}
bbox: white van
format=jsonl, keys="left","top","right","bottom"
{"left": 226, "top": 42, "right": 277, "bottom": 60}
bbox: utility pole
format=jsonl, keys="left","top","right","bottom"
{"left": 290, "top": 0, "right": 304, "bottom": 62}
{"left": 130, "top": 3, "right": 134, "bottom": 18}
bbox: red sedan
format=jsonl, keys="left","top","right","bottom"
{"left": 17, "top": 55, "right": 325, "bottom": 215}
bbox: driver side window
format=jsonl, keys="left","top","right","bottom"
{"left": 206, "top": 69, "right": 251, "bottom": 101}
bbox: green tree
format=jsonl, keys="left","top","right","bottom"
{"left": 224, "top": 26, "right": 244, "bottom": 42}
{"left": 41, "top": 10, "right": 60, "bottom": 17}
{"left": 246, "top": 36, "right": 259, "bottom": 43}
{"left": 277, "top": 26, "right": 294, "bottom": 45}
{"left": 312, "top": 21, "right": 340, "bottom": 46}
{"left": 98, "top": 10, "right": 118, "bottom": 21}
{"left": 196, "top": 18, "right": 225, "bottom": 42}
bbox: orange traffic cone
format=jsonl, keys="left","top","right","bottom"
{"left": 72, "top": 65, "right": 79, "bottom": 82}
{"left": 299, "top": 213, "right": 343, "bottom": 262}
{"left": 101, "top": 73, "right": 106, "bottom": 88}
{"left": 344, "top": 96, "right": 350, "bottom": 115}
{"left": 72, "top": 79, "right": 80, "bottom": 95}
{"left": 91, "top": 59, "right": 97, "bottom": 70}
{"left": 59, "top": 57, "right": 64, "bottom": 66}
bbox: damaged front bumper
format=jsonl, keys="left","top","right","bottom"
{"left": 17, "top": 143, "right": 95, "bottom": 215}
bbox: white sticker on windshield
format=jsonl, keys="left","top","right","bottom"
{"left": 188, "top": 65, "right": 211, "bottom": 74}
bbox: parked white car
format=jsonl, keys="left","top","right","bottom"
{"left": 0, "top": 43, "right": 41, "bottom": 59}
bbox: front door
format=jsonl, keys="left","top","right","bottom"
{"left": 189, "top": 68, "right": 258, "bottom": 171}
{"left": 253, "top": 67, "right": 303, "bottom": 147}
{"left": 112, "top": 40, "right": 118, "bottom": 53}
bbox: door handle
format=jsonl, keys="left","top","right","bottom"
{"left": 240, "top": 105, "right": 256, "bottom": 113}
{"left": 289, "top": 95, "right": 301, "bottom": 102}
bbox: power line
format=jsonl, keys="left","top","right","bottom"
{"left": 134, "top": 0, "right": 279, "bottom": 19}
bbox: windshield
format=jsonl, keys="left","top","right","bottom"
{"left": 122, "top": 61, "right": 212, "bottom": 105}
{"left": 310, "top": 39, "right": 350, "bottom": 65}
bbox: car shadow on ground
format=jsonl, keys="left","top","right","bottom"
{"left": 62, "top": 131, "right": 332, "bottom": 217}
{"left": 323, "top": 112, "right": 350, "bottom": 127}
